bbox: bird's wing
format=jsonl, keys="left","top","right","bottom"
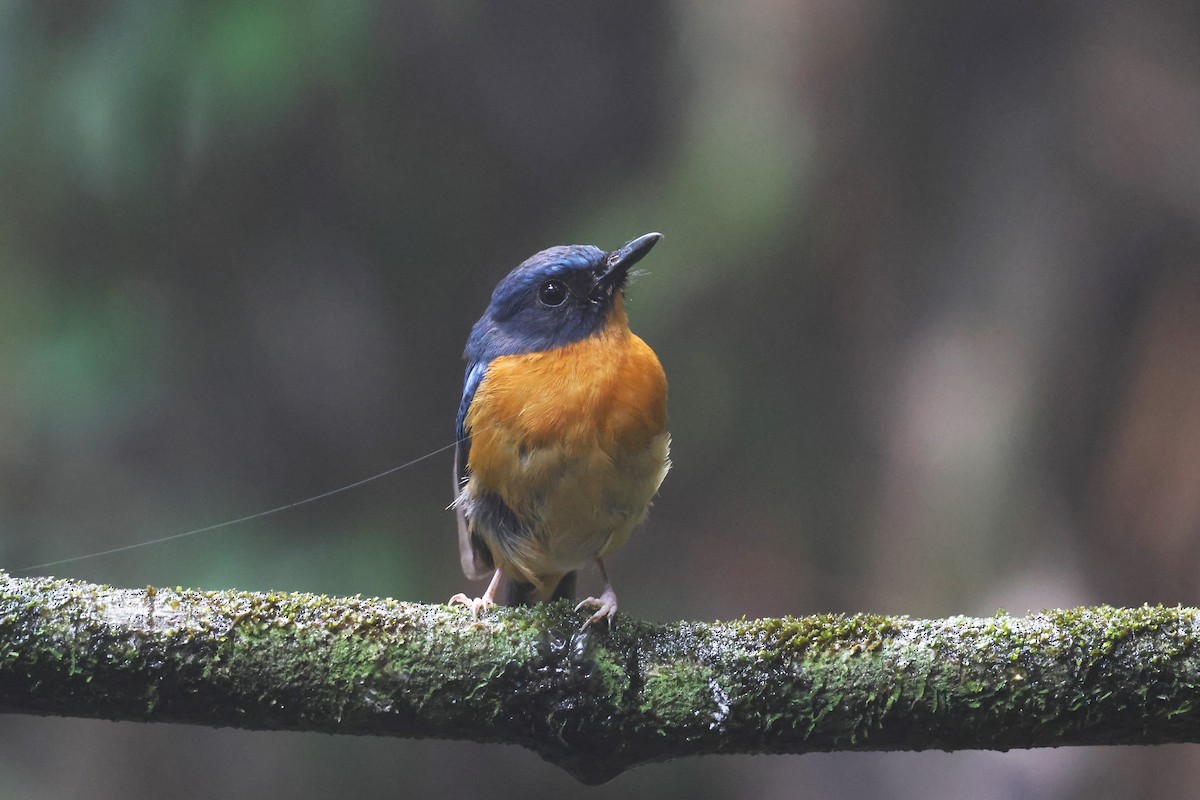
{"left": 455, "top": 358, "right": 489, "bottom": 484}
{"left": 454, "top": 358, "right": 493, "bottom": 578}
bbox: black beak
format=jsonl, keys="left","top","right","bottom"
{"left": 595, "top": 232, "right": 663, "bottom": 294}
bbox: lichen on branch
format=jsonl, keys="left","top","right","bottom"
{"left": 2, "top": 571, "right": 1199, "bottom": 784}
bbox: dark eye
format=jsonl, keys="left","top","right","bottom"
{"left": 537, "top": 279, "right": 568, "bottom": 307}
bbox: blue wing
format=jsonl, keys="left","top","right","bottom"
{"left": 454, "top": 357, "right": 493, "bottom": 579}
{"left": 455, "top": 358, "right": 490, "bottom": 488}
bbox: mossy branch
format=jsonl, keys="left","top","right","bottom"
{"left": 2, "top": 572, "right": 1199, "bottom": 783}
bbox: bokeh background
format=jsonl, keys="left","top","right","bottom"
{"left": 3, "top": 1, "right": 1200, "bottom": 797}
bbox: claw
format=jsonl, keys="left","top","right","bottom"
{"left": 575, "top": 559, "right": 618, "bottom": 630}
{"left": 449, "top": 569, "right": 503, "bottom": 619}
{"left": 575, "top": 590, "right": 618, "bottom": 630}
{"left": 449, "top": 592, "right": 494, "bottom": 618}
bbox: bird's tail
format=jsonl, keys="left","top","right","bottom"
{"left": 502, "top": 571, "right": 576, "bottom": 606}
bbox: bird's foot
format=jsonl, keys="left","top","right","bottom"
{"left": 449, "top": 569, "right": 503, "bottom": 619}
{"left": 575, "top": 583, "right": 618, "bottom": 630}
{"left": 448, "top": 592, "right": 494, "bottom": 619}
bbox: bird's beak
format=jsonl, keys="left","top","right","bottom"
{"left": 594, "top": 232, "right": 663, "bottom": 295}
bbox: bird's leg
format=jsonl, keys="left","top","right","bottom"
{"left": 449, "top": 569, "right": 503, "bottom": 618}
{"left": 574, "top": 558, "right": 618, "bottom": 629}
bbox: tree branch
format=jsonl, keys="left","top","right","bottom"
{"left": 2, "top": 571, "right": 1199, "bottom": 783}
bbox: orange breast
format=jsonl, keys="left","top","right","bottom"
{"left": 464, "top": 307, "right": 667, "bottom": 498}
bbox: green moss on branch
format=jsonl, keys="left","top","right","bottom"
{"left": 2, "top": 571, "right": 1200, "bottom": 783}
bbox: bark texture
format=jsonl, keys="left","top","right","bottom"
{"left": 2, "top": 571, "right": 1199, "bottom": 783}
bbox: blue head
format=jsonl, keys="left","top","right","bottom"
{"left": 465, "top": 232, "right": 662, "bottom": 361}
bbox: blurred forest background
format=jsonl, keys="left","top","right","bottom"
{"left": 3, "top": 1, "right": 1200, "bottom": 798}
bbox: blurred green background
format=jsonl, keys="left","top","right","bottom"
{"left": 4, "top": 1, "right": 1200, "bottom": 797}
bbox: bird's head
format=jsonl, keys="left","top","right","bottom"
{"left": 466, "top": 232, "right": 662, "bottom": 359}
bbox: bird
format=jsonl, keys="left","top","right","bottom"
{"left": 449, "top": 232, "right": 670, "bottom": 628}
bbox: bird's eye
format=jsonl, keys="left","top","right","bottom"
{"left": 537, "top": 279, "right": 568, "bottom": 307}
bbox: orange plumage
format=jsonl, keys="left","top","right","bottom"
{"left": 450, "top": 233, "right": 669, "bottom": 627}
{"left": 466, "top": 300, "right": 667, "bottom": 483}
{"left": 464, "top": 299, "right": 669, "bottom": 589}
